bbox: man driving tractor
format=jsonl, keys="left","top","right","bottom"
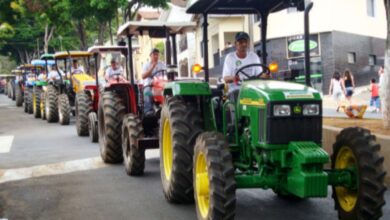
{"left": 104, "top": 58, "right": 124, "bottom": 81}
{"left": 47, "top": 64, "right": 64, "bottom": 81}
{"left": 142, "top": 48, "right": 166, "bottom": 115}
{"left": 71, "top": 60, "right": 85, "bottom": 74}
{"left": 223, "top": 32, "right": 263, "bottom": 97}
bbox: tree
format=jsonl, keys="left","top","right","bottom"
{"left": 382, "top": 0, "right": 390, "bottom": 129}
{"left": 123, "top": 0, "right": 168, "bottom": 22}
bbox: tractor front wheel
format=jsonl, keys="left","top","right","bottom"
{"left": 98, "top": 91, "right": 125, "bottom": 163}
{"left": 11, "top": 81, "right": 16, "bottom": 101}
{"left": 122, "top": 113, "right": 145, "bottom": 176}
{"left": 58, "top": 94, "right": 71, "bottom": 125}
{"left": 33, "top": 87, "right": 41, "bottom": 118}
{"left": 15, "top": 84, "right": 23, "bottom": 107}
{"left": 332, "top": 127, "right": 386, "bottom": 220}
{"left": 76, "top": 92, "right": 92, "bottom": 136}
{"left": 25, "top": 88, "right": 33, "bottom": 114}
{"left": 193, "top": 132, "right": 236, "bottom": 220}
{"left": 88, "top": 112, "right": 98, "bottom": 143}
{"left": 159, "top": 96, "right": 203, "bottom": 203}
{"left": 45, "top": 85, "right": 58, "bottom": 123}
{"left": 40, "top": 92, "right": 46, "bottom": 120}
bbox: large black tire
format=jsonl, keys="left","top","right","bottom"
{"left": 58, "top": 94, "right": 71, "bottom": 125}
{"left": 40, "top": 92, "right": 46, "bottom": 120}
{"left": 98, "top": 91, "right": 126, "bottom": 163}
{"left": 332, "top": 127, "right": 386, "bottom": 220}
{"left": 15, "top": 84, "right": 23, "bottom": 107}
{"left": 88, "top": 112, "right": 98, "bottom": 143}
{"left": 122, "top": 114, "right": 145, "bottom": 176}
{"left": 75, "top": 92, "right": 92, "bottom": 136}
{"left": 193, "top": 132, "right": 236, "bottom": 220}
{"left": 25, "top": 87, "right": 33, "bottom": 114}
{"left": 159, "top": 96, "right": 203, "bottom": 203}
{"left": 33, "top": 87, "right": 42, "bottom": 118}
{"left": 45, "top": 85, "right": 58, "bottom": 123}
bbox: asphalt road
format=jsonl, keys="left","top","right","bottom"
{"left": 0, "top": 94, "right": 389, "bottom": 220}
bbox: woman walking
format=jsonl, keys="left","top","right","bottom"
{"left": 343, "top": 69, "right": 355, "bottom": 104}
{"left": 329, "top": 71, "right": 345, "bottom": 111}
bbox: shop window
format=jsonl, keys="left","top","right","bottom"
{"left": 347, "top": 52, "right": 356, "bottom": 64}
{"left": 367, "top": 0, "right": 375, "bottom": 17}
{"left": 369, "top": 55, "right": 377, "bottom": 66}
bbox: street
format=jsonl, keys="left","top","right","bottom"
{"left": 0, "top": 94, "right": 389, "bottom": 220}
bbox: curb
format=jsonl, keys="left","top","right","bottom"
{"left": 323, "top": 125, "right": 390, "bottom": 185}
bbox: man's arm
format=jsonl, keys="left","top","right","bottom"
{"left": 142, "top": 62, "right": 157, "bottom": 79}
{"left": 222, "top": 55, "right": 236, "bottom": 83}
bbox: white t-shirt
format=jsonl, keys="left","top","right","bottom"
{"left": 222, "top": 51, "right": 262, "bottom": 92}
{"left": 48, "top": 70, "right": 64, "bottom": 80}
{"left": 72, "top": 66, "right": 84, "bottom": 74}
{"left": 105, "top": 66, "right": 124, "bottom": 80}
{"left": 142, "top": 61, "right": 166, "bottom": 86}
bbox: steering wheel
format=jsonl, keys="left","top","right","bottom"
{"left": 234, "top": 63, "right": 270, "bottom": 81}
{"left": 152, "top": 69, "right": 167, "bottom": 78}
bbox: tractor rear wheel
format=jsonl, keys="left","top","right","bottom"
{"left": 58, "top": 94, "right": 71, "bottom": 125}
{"left": 33, "top": 87, "right": 41, "bottom": 118}
{"left": 159, "top": 96, "right": 203, "bottom": 203}
{"left": 122, "top": 113, "right": 145, "bottom": 176}
{"left": 7, "top": 82, "right": 11, "bottom": 98}
{"left": 332, "top": 127, "right": 386, "bottom": 220}
{"left": 76, "top": 92, "right": 92, "bottom": 136}
{"left": 15, "top": 84, "right": 23, "bottom": 107}
{"left": 25, "top": 88, "right": 33, "bottom": 114}
{"left": 88, "top": 112, "right": 98, "bottom": 143}
{"left": 193, "top": 132, "right": 236, "bottom": 220}
{"left": 98, "top": 91, "right": 125, "bottom": 163}
{"left": 45, "top": 85, "right": 58, "bottom": 123}
{"left": 40, "top": 92, "right": 46, "bottom": 120}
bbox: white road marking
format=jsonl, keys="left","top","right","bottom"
{"left": 0, "top": 136, "right": 13, "bottom": 153}
{"left": 0, "top": 157, "right": 107, "bottom": 184}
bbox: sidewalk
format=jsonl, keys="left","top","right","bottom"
{"left": 323, "top": 85, "right": 383, "bottom": 119}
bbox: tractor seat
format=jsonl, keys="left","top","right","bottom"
{"left": 211, "top": 83, "right": 224, "bottom": 98}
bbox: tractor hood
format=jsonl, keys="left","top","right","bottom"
{"left": 239, "top": 80, "right": 321, "bottom": 104}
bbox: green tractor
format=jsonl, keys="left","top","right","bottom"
{"left": 39, "top": 54, "right": 56, "bottom": 120}
{"left": 31, "top": 59, "right": 54, "bottom": 118}
{"left": 157, "top": 1, "right": 386, "bottom": 220}
{"left": 19, "top": 64, "right": 41, "bottom": 114}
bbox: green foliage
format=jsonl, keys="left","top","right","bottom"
{"left": 155, "top": 41, "right": 165, "bottom": 61}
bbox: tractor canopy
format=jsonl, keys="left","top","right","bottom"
{"left": 117, "top": 21, "right": 196, "bottom": 38}
{"left": 31, "top": 59, "right": 55, "bottom": 67}
{"left": 40, "top": 53, "right": 55, "bottom": 60}
{"left": 87, "top": 46, "right": 128, "bottom": 55}
{"left": 54, "top": 51, "right": 92, "bottom": 59}
{"left": 186, "top": 0, "right": 305, "bottom": 14}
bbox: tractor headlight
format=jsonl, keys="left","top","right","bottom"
{"left": 303, "top": 104, "right": 320, "bottom": 116}
{"left": 273, "top": 105, "right": 291, "bottom": 117}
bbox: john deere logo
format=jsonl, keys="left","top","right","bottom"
{"left": 288, "top": 40, "right": 318, "bottom": 52}
{"left": 293, "top": 105, "right": 302, "bottom": 114}
{"left": 235, "top": 60, "right": 242, "bottom": 66}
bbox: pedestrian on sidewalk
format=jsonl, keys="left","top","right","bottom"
{"left": 369, "top": 78, "right": 381, "bottom": 113}
{"left": 329, "top": 71, "right": 345, "bottom": 112}
{"left": 343, "top": 69, "right": 355, "bottom": 105}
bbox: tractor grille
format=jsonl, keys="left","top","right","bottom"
{"left": 265, "top": 101, "right": 322, "bottom": 144}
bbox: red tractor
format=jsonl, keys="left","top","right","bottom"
{"left": 97, "top": 21, "right": 195, "bottom": 177}
{"left": 84, "top": 46, "right": 129, "bottom": 143}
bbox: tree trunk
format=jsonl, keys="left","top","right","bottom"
{"left": 109, "top": 19, "right": 114, "bottom": 45}
{"left": 76, "top": 20, "right": 88, "bottom": 50}
{"left": 97, "top": 22, "right": 107, "bottom": 45}
{"left": 44, "top": 24, "right": 55, "bottom": 54}
{"left": 382, "top": 0, "right": 390, "bottom": 129}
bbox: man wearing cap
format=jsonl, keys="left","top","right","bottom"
{"left": 105, "top": 59, "right": 124, "bottom": 81}
{"left": 142, "top": 48, "right": 166, "bottom": 115}
{"left": 223, "top": 32, "right": 262, "bottom": 97}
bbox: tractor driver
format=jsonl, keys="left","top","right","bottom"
{"left": 104, "top": 58, "right": 124, "bottom": 81}
{"left": 222, "top": 32, "right": 262, "bottom": 100}
{"left": 71, "top": 60, "right": 85, "bottom": 74}
{"left": 47, "top": 64, "right": 64, "bottom": 81}
{"left": 142, "top": 48, "right": 166, "bottom": 115}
